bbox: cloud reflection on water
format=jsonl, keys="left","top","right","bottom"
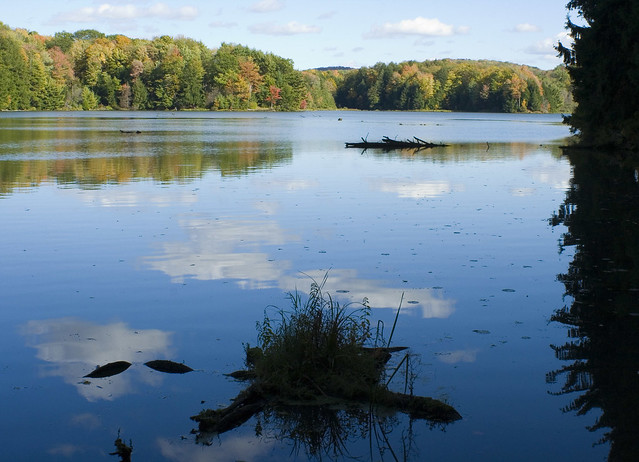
{"left": 376, "top": 180, "right": 461, "bottom": 198}
{"left": 22, "top": 318, "right": 172, "bottom": 401}
{"left": 158, "top": 434, "right": 275, "bottom": 462}
{"left": 280, "top": 269, "right": 454, "bottom": 318}
{"left": 435, "top": 348, "right": 480, "bottom": 364}
{"left": 144, "top": 218, "right": 296, "bottom": 288}
{"left": 143, "top": 218, "right": 455, "bottom": 318}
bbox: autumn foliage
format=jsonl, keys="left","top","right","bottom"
{"left": 0, "top": 22, "right": 572, "bottom": 113}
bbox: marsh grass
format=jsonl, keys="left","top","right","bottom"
{"left": 250, "top": 273, "right": 384, "bottom": 400}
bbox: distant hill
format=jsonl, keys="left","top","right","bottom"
{"left": 310, "top": 66, "right": 354, "bottom": 72}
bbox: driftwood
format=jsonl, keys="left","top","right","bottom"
{"left": 345, "top": 136, "right": 446, "bottom": 150}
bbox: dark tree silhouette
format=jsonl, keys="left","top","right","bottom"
{"left": 557, "top": 1, "right": 639, "bottom": 150}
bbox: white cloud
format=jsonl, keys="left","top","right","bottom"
{"left": 209, "top": 21, "right": 238, "bottom": 29}
{"left": 367, "top": 17, "right": 466, "bottom": 38}
{"left": 317, "top": 11, "right": 336, "bottom": 20}
{"left": 436, "top": 349, "right": 479, "bottom": 364}
{"left": 514, "top": 23, "right": 541, "bottom": 33}
{"left": 250, "top": 21, "right": 321, "bottom": 35}
{"left": 250, "top": 0, "right": 285, "bottom": 13}
{"left": 53, "top": 3, "right": 198, "bottom": 24}
{"left": 377, "top": 180, "right": 453, "bottom": 199}
{"left": 22, "top": 318, "right": 173, "bottom": 401}
{"left": 525, "top": 31, "right": 572, "bottom": 56}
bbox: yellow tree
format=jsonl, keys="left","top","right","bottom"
{"left": 238, "top": 56, "right": 263, "bottom": 102}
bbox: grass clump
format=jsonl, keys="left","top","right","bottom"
{"left": 192, "top": 274, "right": 461, "bottom": 438}
{"left": 250, "top": 274, "right": 381, "bottom": 401}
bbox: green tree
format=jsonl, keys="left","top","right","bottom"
{"left": 558, "top": 0, "right": 639, "bottom": 149}
{"left": 73, "top": 29, "right": 105, "bottom": 41}
{"left": 0, "top": 26, "right": 30, "bottom": 109}
{"left": 81, "top": 86, "right": 98, "bottom": 110}
{"left": 131, "top": 78, "right": 148, "bottom": 109}
{"left": 45, "top": 31, "right": 74, "bottom": 53}
{"left": 95, "top": 71, "right": 119, "bottom": 107}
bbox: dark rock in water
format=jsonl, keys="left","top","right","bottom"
{"left": 144, "top": 359, "right": 193, "bottom": 374}
{"left": 84, "top": 361, "right": 132, "bottom": 378}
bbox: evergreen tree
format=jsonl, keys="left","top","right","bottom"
{"left": 558, "top": 0, "right": 639, "bottom": 150}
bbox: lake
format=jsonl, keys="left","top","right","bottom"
{"left": 1, "top": 110, "right": 633, "bottom": 461}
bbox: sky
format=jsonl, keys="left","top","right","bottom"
{"left": 3, "top": 0, "right": 575, "bottom": 70}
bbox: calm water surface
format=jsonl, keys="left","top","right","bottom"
{"left": 1, "top": 111, "right": 631, "bottom": 461}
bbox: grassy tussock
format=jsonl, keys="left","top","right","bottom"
{"left": 250, "top": 274, "right": 382, "bottom": 400}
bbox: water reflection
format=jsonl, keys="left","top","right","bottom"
{"left": 549, "top": 150, "right": 639, "bottom": 460}
{"left": 281, "top": 269, "right": 454, "bottom": 318}
{"left": 143, "top": 218, "right": 296, "bottom": 288}
{"left": 143, "top": 215, "right": 455, "bottom": 316}
{"left": 0, "top": 136, "right": 292, "bottom": 195}
{"left": 376, "top": 180, "right": 459, "bottom": 198}
{"left": 435, "top": 348, "right": 479, "bottom": 364}
{"left": 22, "top": 318, "right": 173, "bottom": 401}
{"left": 158, "top": 434, "right": 276, "bottom": 461}
{"left": 362, "top": 142, "right": 564, "bottom": 162}
{"left": 192, "top": 404, "right": 434, "bottom": 461}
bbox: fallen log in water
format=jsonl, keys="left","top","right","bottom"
{"left": 345, "top": 136, "right": 446, "bottom": 150}
{"left": 191, "top": 381, "right": 461, "bottom": 435}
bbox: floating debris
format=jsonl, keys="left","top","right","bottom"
{"left": 144, "top": 360, "right": 193, "bottom": 374}
{"left": 345, "top": 136, "right": 446, "bottom": 151}
{"left": 84, "top": 361, "right": 131, "bottom": 378}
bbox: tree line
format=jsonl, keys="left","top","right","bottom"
{"left": 329, "top": 60, "right": 573, "bottom": 112}
{"left": 0, "top": 22, "right": 572, "bottom": 113}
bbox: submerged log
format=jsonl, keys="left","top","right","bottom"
{"left": 192, "top": 384, "right": 266, "bottom": 434}
{"left": 345, "top": 136, "right": 446, "bottom": 150}
{"left": 192, "top": 375, "right": 461, "bottom": 435}
{"left": 373, "top": 390, "right": 462, "bottom": 421}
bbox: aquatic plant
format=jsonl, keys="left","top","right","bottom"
{"left": 192, "top": 275, "right": 461, "bottom": 437}
{"left": 252, "top": 273, "right": 380, "bottom": 400}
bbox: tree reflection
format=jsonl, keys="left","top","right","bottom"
{"left": 549, "top": 150, "right": 639, "bottom": 460}
{"left": 196, "top": 403, "right": 436, "bottom": 461}
{"left": 0, "top": 138, "right": 291, "bottom": 195}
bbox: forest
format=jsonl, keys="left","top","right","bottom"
{"left": 0, "top": 22, "right": 573, "bottom": 113}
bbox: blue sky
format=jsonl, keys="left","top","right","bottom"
{"left": 3, "top": 0, "right": 574, "bottom": 70}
